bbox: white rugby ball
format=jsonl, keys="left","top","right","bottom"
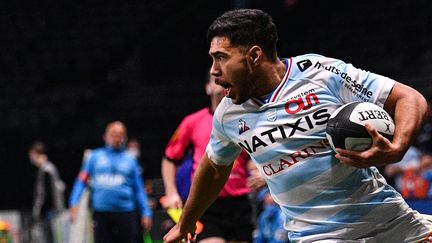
{"left": 325, "top": 102, "right": 395, "bottom": 151}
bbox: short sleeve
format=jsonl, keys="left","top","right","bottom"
{"left": 206, "top": 99, "right": 241, "bottom": 165}
{"left": 297, "top": 54, "right": 396, "bottom": 107}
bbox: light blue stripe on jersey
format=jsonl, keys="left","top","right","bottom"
{"left": 208, "top": 54, "right": 401, "bottom": 240}
{"left": 267, "top": 155, "right": 337, "bottom": 194}
{"left": 208, "top": 133, "right": 239, "bottom": 162}
{"left": 209, "top": 117, "right": 240, "bottom": 163}
{"left": 280, "top": 168, "right": 386, "bottom": 212}
{"left": 287, "top": 184, "right": 398, "bottom": 238}
{"left": 212, "top": 112, "right": 225, "bottom": 132}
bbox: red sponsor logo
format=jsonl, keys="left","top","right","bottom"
{"left": 285, "top": 93, "right": 320, "bottom": 114}
{"left": 262, "top": 139, "right": 330, "bottom": 176}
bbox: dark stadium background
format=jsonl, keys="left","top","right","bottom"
{"left": 0, "top": 0, "right": 431, "bottom": 210}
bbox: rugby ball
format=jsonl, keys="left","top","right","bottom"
{"left": 325, "top": 102, "right": 394, "bottom": 151}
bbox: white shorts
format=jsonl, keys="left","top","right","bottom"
{"left": 299, "top": 210, "right": 432, "bottom": 243}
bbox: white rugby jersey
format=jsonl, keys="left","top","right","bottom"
{"left": 206, "top": 54, "right": 432, "bottom": 242}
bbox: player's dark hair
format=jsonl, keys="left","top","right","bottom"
{"left": 29, "top": 141, "right": 46, "bottom": 154}
{"left": 207, "top": 9, "right": 278, "bottom": 62}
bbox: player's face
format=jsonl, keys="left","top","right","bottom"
{"left": 104, "top": 124, "right": 126, "bottom": 149}
{"left": 209, "top": 37, "right": 255, "bottom": 104}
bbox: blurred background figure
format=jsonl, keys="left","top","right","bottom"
{"left": 126, "top": 138, "right": 141, "bottom": 160}
{"left": 161, "top": 73, "right": 254, "bottom": 243}
{"left": 384, "top": 146, "right": 429, "bottom": 199}
{"left": 415, "top": 101, "right": 432, "bottom": 156}
{"left": 68, "top": 121, "right": 152, "bottom": 243}
{"left": 253, "top": 188, "right": 290, "bottom": 243}
{"left": 126, "top": 137, "right": 158, "bottom": 235}
{"left": 420, "top": 154, "right": 432, "bottom": 198}
{"left": 383, "top": 101, "right": 432, "bottom": 214}
{"left": 416, "top": 101, "right": 432, "bottom": 198}
{"left": 68, "top": 149, "right": 94, "bottom": 243}
{"left": 28, "top": 141, "right": 66, "bottom": 243}
{"left": 384, "top": 102, "right": 432, "bottom": 201}
{"left": 0, "top": 220, "right": 13, "bottom": 243}
{"left": 247, "top": 162, "right": 271, "bottom": 230}
{"left": 127, "top": 138, "right": 158, "bottom": 209}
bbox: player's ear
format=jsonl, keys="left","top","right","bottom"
{"left": 247, "top": 45, "right": 262, "bottom": 66}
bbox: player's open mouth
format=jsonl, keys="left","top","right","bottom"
{"left": 215, "top": 79, "right": 232, "bottom": 97}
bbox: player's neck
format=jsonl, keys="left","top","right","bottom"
{"left": 254, "top": 59, "right": 286, "bottom": 97}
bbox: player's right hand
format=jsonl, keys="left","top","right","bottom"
{"left": 163, "top": 224, "right": 196, "bottom": 243}
{"left": 162, "top": 194, "right": 183, "bottom": 209}
{"left": 335, "top": 123, "right": 401, "bottom": 168}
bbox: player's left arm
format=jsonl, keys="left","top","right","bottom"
{"left": 163, "top": 153, "right": 233, "bottom": 243}
{"left": 336, "top": 82, "right": 428, "bottom": 167}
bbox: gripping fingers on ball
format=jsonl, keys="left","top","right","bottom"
{"left": 364, "top": 123, "right": 381, "bottom": 141}
{"left": 364, "top": 123, "right": 393, "bottom": 150}
{"left": 364, "top": 123, "right": 377, "bottom": 136}
{"left": 335, "top": 150, "right": 372, "bottom": 168}
{"left": 365, "top": 123, "right": 387, "bottom": 144}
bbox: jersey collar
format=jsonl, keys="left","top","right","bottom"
{"left": 250, "top": 57, "right": 292, "bottom": 107}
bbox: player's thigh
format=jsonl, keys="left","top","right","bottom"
{"left": 198, "top": 236, "right": 226, "bottom": 243}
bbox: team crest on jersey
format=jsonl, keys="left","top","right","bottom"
{"left": 238, "top": 119, "right": 250, "bottom": 135}
{"left": 265, "top": 108, "right": 277, "bottom": 121}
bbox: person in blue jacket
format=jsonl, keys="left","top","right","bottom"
{"left": 69, "top": 121, "right": 152, "bottom": 243}
{"left": 254, "top": 188, "right": 290, "bottom": 243}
